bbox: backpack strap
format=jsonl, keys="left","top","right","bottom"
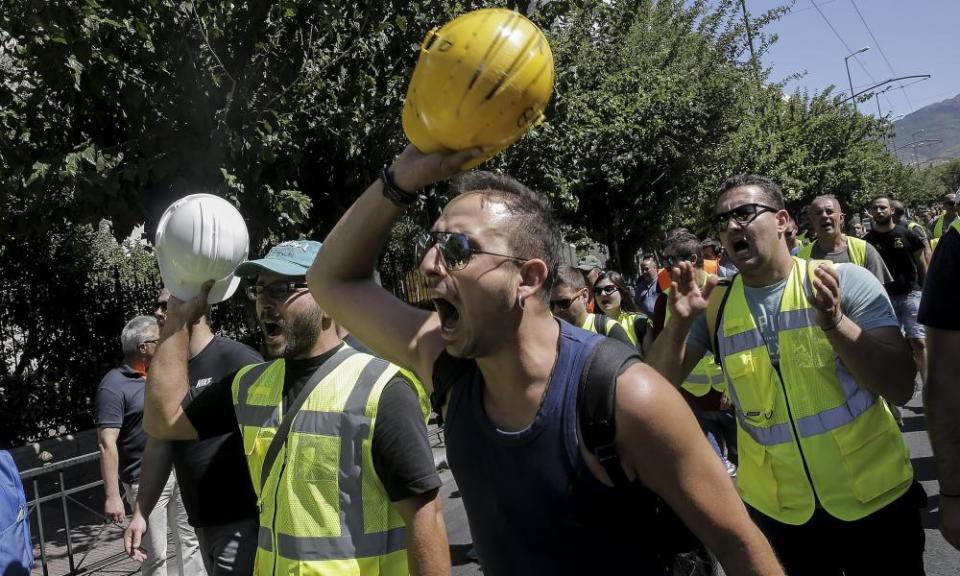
{"left": 595, "top": 313, "right": 609, "bottom": 335}
{"left": 578, "top": 337, "right": 642, "bottom": 489}
{"left": 633, "top": 315, "right": 648, "bottom": 357}
{"left": 259, "top": 346, "right": 357, "bottom": 491}
{"left": 430, "top": 351, "right": 474, "bottom": 426}
{"left": 706, "top": 275, "right": 736, "bottom": 365}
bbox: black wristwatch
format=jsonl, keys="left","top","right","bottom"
{"left": 381, "top": 165, "right": 420, "bottom": 208}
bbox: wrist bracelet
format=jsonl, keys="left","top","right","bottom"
{"left": 380, "top": 165, "right": 419, "bottom": 208}
{"left": 822, "top": 313, "right": 844, "bottom": 332}
{"left": 941, "top": 491, "right": 960, "bottom": 498}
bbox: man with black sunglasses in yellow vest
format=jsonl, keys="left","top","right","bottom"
{"left": 648, "top": 175, "right": 926, "bottom": 576}
{"left": 549, "top": 265, "right": 634, "bottom": 347}
{"left": 143, "top": 240, "right": 449, "bottom": 576}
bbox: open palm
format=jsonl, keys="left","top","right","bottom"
{"left": 668, "top": 262, "right": 717, "bottom": 320}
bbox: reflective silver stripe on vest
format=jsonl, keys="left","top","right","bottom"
{"left": 778, "top": 308, "right": 817, "bottom": 331}
{"left": 795, "top": 358, "right": 878, "bottom": 437}
{"left": 259, "top": 525, "right": 273, "bottom": 552}
{"left": 719, "top": 315, "right": 794, "bottom": 446}
{"left": 684, "top": 374, "right": 711, "bottom": 385}
{"left": 235, "top": 362, "right": 280, "bottom": 429}
{"left": 256, "top": 526, "right": 407, "bottom": 560}
{"left": 720, "top": 329, "right": 765, "bottom": 356}
{"left": 260, "top": 356, "right": 403, "bottom": 561}
{"left": 722, "top": 370, "right": 794, "bottom": 446}
{"left": 291, "top": 410, "right": 371, "bottom": 437}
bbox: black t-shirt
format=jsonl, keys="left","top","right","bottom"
{"left": 183, "top": 344, "right": 440, "bottom": 502}
{"left": 919, "top": 227, "right": 960, "bottom": 330}
{"left": 95, "top": 365, "right": 147, "bottom": 484}
{"left": 864, "top": 224, "right": 925, "bottom": 295}
{"left": 171, "top": 337, "right": 263, "bottom": 527}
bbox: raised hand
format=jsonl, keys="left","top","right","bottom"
{"left": 668, "top": 261, "right": 718, "bottom": 321}
{"left": 807, "top": 263, "right": 843, "bottom": 329}
{"left": 162, "top": 280, "right": 213, "bottom": 334}
{"left": 388, "top": 144, "right": 485, "bottom": 193}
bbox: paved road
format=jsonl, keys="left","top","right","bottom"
{"left": 441, "top": 389, "right": 960, "bottom": 575}
{"left": 30, "top": 389, "right": 960, "bottom": 576}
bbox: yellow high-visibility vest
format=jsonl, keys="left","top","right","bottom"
{"left": 718, "top": 257, "right": 912, "bottom": 524}
{"left": 797, "top": 235, "right": 867, "bottom": 267}
{"left": 232, "top": 348, "right": 428, "bottom": 575}
{"left": 933, "top": 214, "right": 953, "bottom": 239}
{"left": 665, "top": 272, "right": 728, "bottom": 397}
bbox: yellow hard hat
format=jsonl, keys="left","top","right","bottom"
{"left": 402, "top": 8, "right": 554, "bottom": 168}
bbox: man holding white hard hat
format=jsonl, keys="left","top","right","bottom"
{"left": 125, "top": 288, "right": 263, "bottom": 575}
{"left": 144, "top": 240, "right": 449, "bottom": 576}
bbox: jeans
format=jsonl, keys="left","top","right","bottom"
{"left": 124, "top": 473, "right": 206, "bottom": 576}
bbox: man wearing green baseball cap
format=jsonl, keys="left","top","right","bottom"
{"left": 144, "top": 239, "right": 449, "bottom": 576}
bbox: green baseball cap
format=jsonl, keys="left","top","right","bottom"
{"left": 234, "top": 240, "right": 321, "bottom": 278}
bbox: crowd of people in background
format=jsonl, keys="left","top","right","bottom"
{"left": 92, "top": 163, "right": 960, "bottom": 576}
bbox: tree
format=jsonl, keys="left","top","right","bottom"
{"left": 496, "top": 0, "right": 772, "bottom": 273}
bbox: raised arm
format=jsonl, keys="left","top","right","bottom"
{"left": 614, "top": 364, "right": 783, "bottom": 575}
{"left": 644, "top": 262, "right": 712, "bottom": 386}
{"left": 308, "top": 145, "right": 479, "bottom": 387}
{"left": 143, "top": 287, "right": 211, "bottom": 440}
{"left": 807, "top": 264, "right": 915, "bottom": 405}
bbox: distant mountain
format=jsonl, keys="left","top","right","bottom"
{"left": 892, "top": 93, "right": 960, "bottom": 165}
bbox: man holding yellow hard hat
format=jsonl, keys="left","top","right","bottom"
{"left": 308, "top": 13, "right": 783, "bottom": 573}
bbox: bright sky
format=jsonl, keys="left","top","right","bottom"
{"left": 746, "top": 0, "right": 959, "bottom": 118}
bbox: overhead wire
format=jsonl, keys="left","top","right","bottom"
{"left": 849, "top": 0, "right": 915, "bottom": 113}
{"left": 808, "top": 0, "right": 898, "bottom": 115}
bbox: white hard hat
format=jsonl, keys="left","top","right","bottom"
{"left": 155, "top": 193, "right": 249, "bottom": 304}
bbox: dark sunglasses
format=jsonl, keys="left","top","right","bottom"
{"left": 550, "top": 289, "right": 585, "bottom": 311}
{"left": 246, "top": 281, "right": 309, "bottom": 302}
{"left": 663, "top": 255, "right": 691, "bottom": 268}
{"left": 711, "top": 203, "right": 779, "bottom": 232}
{"left": 416, "top": 231, "right": 528, "bottom": 272}
{"left": 594, "top": 285, "right": 618, "bottom": 296}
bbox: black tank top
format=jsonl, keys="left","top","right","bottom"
{"left": 436, "top": 320, "right": 664, "bottom": 575}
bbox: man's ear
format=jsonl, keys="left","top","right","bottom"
{"left": 518, "top": 259, "right": 550, "bottom": 303}
{"left": 776, "top": 210, "right": 790, "bottom": 235}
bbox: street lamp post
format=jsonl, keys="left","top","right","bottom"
{"left": 844, "top": 46, "right": 870, "bottom": 107}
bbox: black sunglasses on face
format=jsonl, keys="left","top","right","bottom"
{"left": 711, "top": 203, "right": 779, "bottom": 232}
{"left": 594, "top": 285, "right": 618, "bottom": 296}
{"left": 416, "top": 231, "right": 528, "bottom": 272}
{"left": 550, "top": 289, "right": 585, "bottom": 311}
{"left": 246, "top": 281, "right": 309, "bottom": 302}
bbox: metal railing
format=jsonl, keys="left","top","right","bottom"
{"left": 20, "top": 452, "right": 132, "bottom": 576}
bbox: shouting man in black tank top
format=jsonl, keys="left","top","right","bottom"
{"left": 309, "top": 145, "right": 782, "bottom": 576}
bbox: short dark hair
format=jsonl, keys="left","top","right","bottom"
{"left": 716, "top": 175, "right": 785, "bottom": 210}
{"left": 871, "top": 194, "right": 893, "bottom": 205}
{"left": 452, "top": 171, "right": 560, "bottom": 299}
{"left": 554, "top": 265, "right": 586, "bottom": 291}
{"left": 890, "top": 200, "right": 905, "bottom": 217}
{"left": 597, "top": 271, "right": 640, "bottom": 313}
{"left": 664, "top": 232, "right": 703, "bottom": 268}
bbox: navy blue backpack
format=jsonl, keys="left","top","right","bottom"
{"left": 0, "top": 450, "right": 32, "bottom": 576}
